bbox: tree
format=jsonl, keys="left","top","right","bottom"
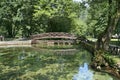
{"left": 82, "top": 0, "right": 120, "bottom": 50}
{"left": 18, "top": 0, "right": 37, "bottom": 37}
{"left": 86, "top": 0, "right": 108, "bottom": 38}
{"left": 0, "top": 0, "right": 88, "bottom": 38}
{"left": 33, "top": 0, "right": 81, "bottom": 33}
{"left": 47, "top": 16, "right": 72, "bottom": 32}
{"left": 0, "top": 1, "right": 21, "bottom": 37}
{"left": 96, "top": 0, "right": 120, "bottom": 50}
{"left": 0, "top": 0, "right": 37, "bottom": 38}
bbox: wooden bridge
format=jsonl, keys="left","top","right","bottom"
{"left": 108, "top": 44, "right": 120, "bottom": 55}
{"left": 31, "top": 32, "right": 77, "bottom": 47}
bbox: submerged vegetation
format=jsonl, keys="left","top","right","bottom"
{"left": 0, "top": 47, "right": 92, "bottom": 80}
{"left": 0, "top": 47, "right": 118, "bottom": 80}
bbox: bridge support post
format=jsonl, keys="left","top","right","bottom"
{"left": 58, "top": 42, "right": 60, "bottom": 46}
{"left": 63, "top": 42, "right": 65, "bottom": 46}
{"left": 68, "top": 42, "right": 71, "bottom": 45}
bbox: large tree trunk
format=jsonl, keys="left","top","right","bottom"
{"left": 90, "top": 0, "right": 120, "bottom": 79}
{"left": 96, "top": 0, "right": 120, "bottom": 50}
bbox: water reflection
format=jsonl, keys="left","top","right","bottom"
{"left": 0, "top": 47, "right": 118, "bottom": 80}
{"left": 18, "top": 50, "right": 25, "bottom": 60}
{"left": 73, "top": 63, "right": 93, "bottom": 80}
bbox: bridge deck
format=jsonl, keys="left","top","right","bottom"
{"left": 31, "top": 32, "right": 77, "bottom": 40}
{"left": 35, "top": 40, "right": 75, "bottom": 43}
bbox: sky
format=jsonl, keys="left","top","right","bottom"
{"left": 73, "top": 0, "right": 89, "bottom": 8}
{"left": 73, "top": 0, "right": 83, "bottom": 2}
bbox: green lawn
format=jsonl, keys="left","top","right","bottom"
{"left": 110, "top": 39, "right": 120, "bottom": 46}
{"left": 104, "top": 53, "right": 120, "bottom": 66}
{"left": 88, "top": 38, "right": 120, "bottom": 46}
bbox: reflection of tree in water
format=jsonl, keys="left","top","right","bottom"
{"left": 57, "top": 57, "right": 65, "bottom": 72}
{"left": 0, "top": 47, "right": 98, "bottom": 80}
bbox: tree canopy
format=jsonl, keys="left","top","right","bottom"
{"left": 0, "top": 0, "right": 119, "bottom": 43}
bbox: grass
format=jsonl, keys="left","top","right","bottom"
{"left": 87, "top": 37, "right": 97, "bottom": 42}
{"left": 111, "top": 39, "right": 120, "bottom": 41}
{"left": 87, "top": 37, "right": 120, "bottom": 46}
{"left": 110, "top": 40, "right": 120, "bottom": 46}
{"left": 104, "top": 53, "right": 120, "bottom": 65}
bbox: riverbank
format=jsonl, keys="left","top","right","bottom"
{"left": 0, "top": 40, "right": 31, "bottom": 47}
{"left": 79, "top": 39, "right": 120, "bottom": 79}
{"left": 93, "top": 64, "right": 120, "bottom": 79}
{"left": 90, "top": 50, "right": 120, "bottom": 79}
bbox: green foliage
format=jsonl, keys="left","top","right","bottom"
{"left": 33, "top": 0, "right": 78, "bottom": 33}
{"left": 47, "top": 16, "right": 72, "bottom": 32}
{"left": 86, "top": 0, "right": 109, "bottom": 37}
{"left": 71, "top": 18, "right": 87, "bottom": 36}
{"left": 0, "top": 1, "right": 19, "bottom": 37}
{"left": 104, "top": 53, "right": 117, "bottom": 66}
{"left": 0, "top": 0, "right": 119, "bottom": 39}
{"left": 0, "top": 0, "right": 37, "bottom": 37}
{"left": 115, "top": 18, "right": 120, "bottom": 34}
{"left": 0, "top": 0, "right": 91, "bottom": 38}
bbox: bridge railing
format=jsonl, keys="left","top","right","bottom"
{"left": 108, "top": 44, "right": 120, "bottom": 56}
{"left": 31, "top": 32, "right": 77, "bottom": 40}
{"left": 31, "top": 32, "right": 77, "bottom": 47}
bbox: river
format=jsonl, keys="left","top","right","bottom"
{"left": 0, "top": 47, "right": 118, "bottom": 80}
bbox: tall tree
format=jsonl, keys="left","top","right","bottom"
{"left": 0, "top": 1, "right": 21, "bottom": 37}
{"left": 34, "top": 0, "right": 81, "bottom": 33}
{"left": 0, "top": 0, "right": 37, "bottom": 38}
{"left": 19, "top": 0, "right": 37, "bottom": 37}
{"left": 86, "top": 0, "right": 108, "bottom": 37}
{"left": 96, "top": 0, "right": 120, "bottom": 50}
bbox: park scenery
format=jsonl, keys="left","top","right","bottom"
{"left": 0, "top": 0, "right": 120, "bottom": 80}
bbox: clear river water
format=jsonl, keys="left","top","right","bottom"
{"left": 0, "top": 47, "right": 119, "bottom": 80}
